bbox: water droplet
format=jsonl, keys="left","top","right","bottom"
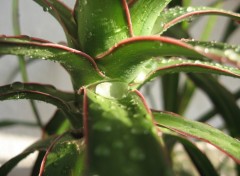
{"left": 43, "top": 6, "right": 52, "bottom": 12}
{"left": 11, "top": 82, "right": 24, "bottom": 90}
{"left": 129, "top": 148, "right": 145, "bottom": 161}
{"left": 186, "top": 7, "right": 193, "bottom": 12}
{"left": 94, "top": 145, "right": 110, "bottom": 156}
{"left": 95, "top": 82, "right": 128, "bottom": 99}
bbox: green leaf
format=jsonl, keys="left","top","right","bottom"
{"left": 0, "top": 136, "right": 57, "bottom": 175}
{"left": 0, "top": 82, "right": 82, "bottom": 129}
{"left": 0, "top": 119, "right": 37, "bottom": 128}
{"left": 222, "top": 5, "right": 240, "bottom": 42}
{"left": 74, "top": 0, "right": 131, "bottom": 56}
{"left": 0, "top": 36, "right": 104, "bottom": 88}
{"left": 85, "top": 87, "right": 173, "bottom": 176}
{"left": 142, "top": 58, "right": 240, "bottom": 86}
{"left": 44, "top": 110, "right": 72, "bottom": 136}
{"left": 33, "top": 0, "right": 78, "bottom": 48}
{"left": 42, "top": 132, "right": 85, "bottom": 176}
{"left": 154, "top": 111, "right": 240, "bottom": 164}
{"left": 161, "top": 130, "right": 219, "bottom": 176}
{"left": 97, "top": 37, "right": 240, "bottom": 83}
{"left": 161, "top": 74, "right": 180, "bottom": 112}
{"left": 188, "top": 74, "right": 240, "bottom": 137}
{"left": 130, "top": 0, "right": 171, "bottom": 35}
{"left": 186, "top": 40, "right": 240, "bottom": 67}
{"left": 153, "top": 6, "right": 240, "bottom": 35}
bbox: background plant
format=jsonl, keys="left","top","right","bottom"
{"left": 0, "top": 0, "right": 240, "bottom": 175}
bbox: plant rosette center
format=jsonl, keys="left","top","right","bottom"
{"left": 93, "top": 81, "right": 129, "bottom": 100}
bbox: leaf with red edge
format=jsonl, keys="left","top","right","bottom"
{"left": 154, "top": 111, "right": 240, "bottom": 164}
{"left": 74, "top": 0, "right": 131, "bottom": 56}
{"left": 0, "top": 82, "right": 82, "bottom": 129}
{"left": 153, "top": 6, "right": 240, "bottom": 35}
{"left": 0, "top": 35, "right": 105, "bottom": 88}
{"left": 33, "top": 0, "right": 78, "bottom": 48}
{"left": 96, "top": 36, "right": 240, "bottom": 83}
{"left": 130, "top": 0, "right": 171, "bottom": 35}
{"left": 160, "top": 129, "right": 219, "bottom": 176}
{"left": 131, "top": 57, "right": 240, "bottom": 89}
{"left": 0, "top": 136, "right": 57, "bottom": 176}
{"left": 84, "top": 87, "right": 173, "bottom": 176}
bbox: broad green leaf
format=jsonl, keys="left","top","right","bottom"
{"left": 42, "top": 132, "right": 85, "bottom": 176}
{"left": 130, "top": 0, "right": 171, "bottom": 35}
{"left": 75, "top": 0, "right": 130, "bottom": 56}
{"left": 0, "top": 119, "right": 37, "bottom": 128}
{"left": 97, "top": 37, "right": 240, "bottom": 83}
{"left": 0, "top": 136, "right": 57, "bottom": 175}
{"left": 0, "top": 82, "right": 82, "bottom": 129}
{"left": 153, "top": 6, "right": 240, "bottom": 35}
{"left": 161, "top": 74, "right": 180, "bottom": 112}
{"left": 188, "top": 74, "right": 240, "bottom": 137}
{"left": 154, "top": 111, "right": 240, "bottom": 163}
{"left": 161, "top": 129, "right": 219, "bottom": 176}
{"left": 33, "top": 0, "right": 78, "bottom": 48}
{"left": 0, "top": 36, "right": 104, "bottom": 88}
{"left": 85, "top": 87, "right": 173, "bottom": 176}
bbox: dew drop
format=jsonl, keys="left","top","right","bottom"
{"left": 43, "top": 6, "right": 52, "bottom": 12}
{"left": 11, "top": 82, "right": 24, "bottom": 90}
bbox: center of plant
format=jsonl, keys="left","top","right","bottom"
{"left": 95, "top": 81, "right": 128, "bottom": 99}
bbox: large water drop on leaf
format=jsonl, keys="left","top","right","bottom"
{"left": 95, "top": 82, "right": 128, "bottom": 99}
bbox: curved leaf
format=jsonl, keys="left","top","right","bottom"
{"left": 0, "top": 119, "right": 37, "bottom": 128}
{"left": 0, "top": 35, "right": 105, "bottom": 88}
{"left": 186, "top": 40, "right": 240, "bottom": 67}
{"left": 41, "top": 132, "right": 84, "bottom": 176}
{"left": 84, "top": 87, "right": 173, "bottom": 176}
{"left": 74, "top": 0, "right": 131, "bottom": 56}
{"left": 161, "top": 129, "right": 219, "bottom": 176}
{"left": 96, "top": 36, "right": 240, "bottom": 83}
{"left": 0, "top": 136, "right": 57, "bottom": 175}
{"left": 0, "top": 82, "right": 82, "bottom": 129}
{"left": 133, "top": 57, "right": 240, "bottom": 88}
{"left": 33, "top": 0, "right": 78, "bottom": 48}
{"left": 130, "top": 0, "right": 171, "bottom": 35}
{"left": 188, "top": 74, "right": 240, "bottom": 137}
{"left": 153, "top": 6, "right": 240, "bottom": 35}
{"left": 154, "top": 111, "right": 240, "bottom": 164}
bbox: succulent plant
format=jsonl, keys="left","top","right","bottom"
{"left": 0, "top": 0, "right": 240, "bottom": 175}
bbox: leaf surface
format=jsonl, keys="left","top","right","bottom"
{"left": 33, "top": 0, "right": 78, "bottom": 48}
{"left": 0, "top": 36, "right": 104, "bottom": 88}
{"left": 42, "top": 132, "right": 85, "bottom": 176}
{"left": 153, "top": 6, "right": 240, "bottom": 35}
{"left": 154, "top": 111, "right": 240, "bottom": 163}
{"left": 84, "top": 87, "right": 173, "bottom": 176}
{"left": 97, "top": 37, "right": 240, "bottom": 83}
{"left": 75, "top": 0, "right": 131, "bottom": 56}
{"left": 0, "top": 82, "right": 82, "bottom": 128}
{"left": 130, "top": 0, "right": 171, "bottom": 35}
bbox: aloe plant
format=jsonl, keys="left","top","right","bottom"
{"left": 0, "top": 0, "right": 240, "bottom": 175}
